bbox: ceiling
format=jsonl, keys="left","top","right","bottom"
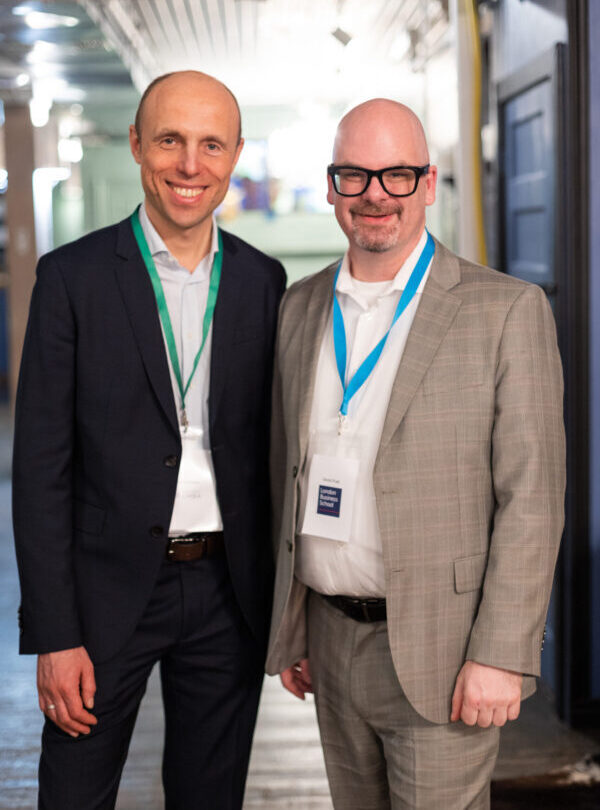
{"left": 0, "top": 0, "right": 450, "bottom": 138}
{"left": 81, "top": 0, "right": 450, "bottom": 105}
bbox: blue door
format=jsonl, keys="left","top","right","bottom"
{"left": 500, "top": 50, "right": 564, "bottom": 694}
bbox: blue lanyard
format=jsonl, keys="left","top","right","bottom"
{"left": 333, "top": 231, "right": 435, "bottom": 418}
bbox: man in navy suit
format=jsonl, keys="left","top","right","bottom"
{"left": 13, "top": 70, "right": 285, "bottom": 810}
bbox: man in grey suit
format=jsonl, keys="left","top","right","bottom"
{"left": 266, "top": 99, "right": 565, "bottom": 809}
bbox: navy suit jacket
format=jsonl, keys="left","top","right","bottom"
{"left": 13, "top": 214, "right": 286, "bottom": 662}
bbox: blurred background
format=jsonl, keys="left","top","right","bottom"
{"left": 0, "top": 0, "right": 600, "bottom": 807}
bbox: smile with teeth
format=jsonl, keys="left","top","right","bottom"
{"left": 169, "top": 184, "right": 205, "bottom": 198}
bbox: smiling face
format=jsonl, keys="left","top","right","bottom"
{"left": 129, "top": 71, "right": 243, "bottom": 243}
{"left": 327, "top": 100, "right": 437, "bottom": 268}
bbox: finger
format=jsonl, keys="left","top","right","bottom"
{"left": 460, "top": 704, "right": 479, "bottom": 726}
{"left": 38, "top": 689, "right": 59, "bottom": 716}
{"left": 507, "top": 700, "right": 521, "bottom": 722}
{"left": 62, "top": 691, "right": 97, "bottom": 727}
{"left": 49, "top": 698, "right": 90, "bottom": 737}
{"left": 492, "top": 706, "right": 508, "bottom": 727}
{"left": 450, "top": 683, "right": 463, "bottom": 722}
{"left": 81, "top": 664, "right": 96, "bottom": 710}
{"left": 475, "top": 707, "right": 493, "bottom": 728}
{"left": 300, "top": 659, "right": 313, "bottom": 690}
{"left": 295, "top": 673, "right": 313, "bottom": 694}
{"left": 280, "top": 670, "right": 305, "bottom": 700}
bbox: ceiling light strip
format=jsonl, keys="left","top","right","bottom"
{"left": 204, "top": 0, "right": 228, "bottom": 59}
{"left": 222, "top": 0, "right": 241, "bottom": 60}
{"left": 79, "top": 0, "right": 156, "bottom": 91}
{"left": 184, "top": 0, "right": 216, "bottom": 59}
{"left": 168, "top": 0, "right": 198, "bottom": 63}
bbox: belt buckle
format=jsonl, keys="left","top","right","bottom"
{"left": 167, "top": 535, "right": 206, "bottom": 561}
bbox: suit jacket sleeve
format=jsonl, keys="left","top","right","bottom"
{"left": 465, "top": 283, "right": 565, "bottom": 675}
{"left": 269, "top": 293, "right": 288, "bottom": 557}
{"left": 12, "top": 255, "right": 83, "bottom": 654}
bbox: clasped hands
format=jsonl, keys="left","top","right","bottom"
{"left": 281, "top": 658, "right": 522, "bottom": 728}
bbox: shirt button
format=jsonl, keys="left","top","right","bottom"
{"left": 164, "top": 455, "right": 178, "bottom": 468}
{"left": 150, "top": 525, "right": 164, "bottom": 538}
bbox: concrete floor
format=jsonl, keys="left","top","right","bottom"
{"left": 1, "top": 401, "right": 599, "bottom": 808}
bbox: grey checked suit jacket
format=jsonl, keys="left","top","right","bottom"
{"left": 265, "top": 237, "right": 565, "bottom": 724}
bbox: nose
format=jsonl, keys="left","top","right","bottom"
{"left": 362, "top": 174, "right": 389, "bottom": 202}
{"left": 177, "top": 146, "right": 202, "bottom": 177}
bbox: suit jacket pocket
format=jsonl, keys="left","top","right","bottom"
{"left": 74, "top": 500, "right": 106, "bottom": 535}
{"left": 454, "top": 551, "right": 488, "bottom": 594}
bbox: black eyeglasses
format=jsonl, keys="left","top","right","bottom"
{"left": 327, "top": 163, "right": 430, "bottom": 197}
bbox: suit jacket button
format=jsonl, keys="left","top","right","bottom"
{"left": 292, "top": 466, "right": 298, "bottom": 478}
{"left": 164, "top": 455, "right": 178, "bottom": 468}
{"left": 287, "top": 540, "right": 293, "bottom": 552}
{"left": 150, "top": 525, "right": 164, "bottom": 538}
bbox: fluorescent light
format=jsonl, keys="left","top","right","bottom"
{"left": 29, "top": 96, "right": 50, "bottom": 127}
{"left": 58, "top": 137, "right": 83, "bottom": 164}
{"left": 27, "top": 40, "right": 60, "bottom": 64}
{"left": 14, "top": 8, "right": 79, "bottom": 29}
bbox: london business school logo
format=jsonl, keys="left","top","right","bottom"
{"left": 317, "top": 485, "right": 342, "bottom": 518}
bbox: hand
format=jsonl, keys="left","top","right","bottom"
{"left": 450, "top": 660, "right": 522, "bottom": 727}
{"left": 280, "top": 659, "right": 313, "bottom": 700}
{"left": 37, "top": 646, "right": 98, "bottom": 737}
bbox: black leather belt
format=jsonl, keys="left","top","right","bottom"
{"left": 322, "top": 594, "right": 387, "bottom": 623}
{"left": 166, "top": 532, "right": 224, "bottom": 562}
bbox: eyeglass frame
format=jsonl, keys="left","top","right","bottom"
{"left": 327, "top": 163, "right": 430, "bottom": 198}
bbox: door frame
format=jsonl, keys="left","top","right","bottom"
{"left": 497, "top": 37, "right": 590, "bottom": 724}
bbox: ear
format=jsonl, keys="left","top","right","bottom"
{"left": 424, "top": 164, "right": 437, "bottom": 207}
{"left": 326, "top": 173, "right": 335, "bottom": 206}
{"left": 231, "top": 137, "right": 244, "bottom": 172}
{"left": 129, "top": 125, "right": 142, "bottom": 165}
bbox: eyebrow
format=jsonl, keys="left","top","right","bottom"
{"left": 152, "top": 128, "right": 228, "bottom": 147}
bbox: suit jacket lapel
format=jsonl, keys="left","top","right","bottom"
{"left": 378, "top": 239, "right": 462, "bottom": 450}
{"left": 297, "top": 265, "right": 336, "bottom": 460}
{"left": 113, "top": 217, "right": 180, "bottom": 437}
{"left": 209, "top": 231, "right": 241, "bottom": 425}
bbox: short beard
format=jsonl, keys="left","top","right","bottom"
{"left": 352, "top": 228, "right": 400, "bottom": 252}
{"left": 349, "top": 203, "right": 402, "bottom": 253}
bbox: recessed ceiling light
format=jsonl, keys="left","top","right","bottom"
{"left": 15, "top": 73, "right": 30, "bottom": 87}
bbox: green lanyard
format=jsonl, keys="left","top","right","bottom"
{"left": 130, "top": 207, "right": 223, "bottom": 430}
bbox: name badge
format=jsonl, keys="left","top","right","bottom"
{"left": 300, "top": 453, "right": 359, "bottom": 542}
{"left": 169, "top": 426, "right": 223, "bottom": 534}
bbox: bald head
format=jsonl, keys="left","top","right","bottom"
{"left": 327, "top": 98, "right": 437, "bottom": 272}
{"left": 134, "top": 70, "right": 242, "bottom": 144}
{"left": 333, "top": 99, "right": 429, "bottom": 166}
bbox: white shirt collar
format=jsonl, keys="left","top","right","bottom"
{"left": 138, "top": 202, "right": 219, "bottom": 276}
{"left": 336, "top": 228, "right": 430, "bottom": 304}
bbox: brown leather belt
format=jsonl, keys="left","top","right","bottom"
{"left": 166, "top": 532, "right": 225, "bottom": 562}
{"left": 322, "top": 594, "right": 387, "bottom": 623}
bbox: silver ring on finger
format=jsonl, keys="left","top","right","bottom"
{"left": 46, "top": 704, "right": 56, "bottom": 711}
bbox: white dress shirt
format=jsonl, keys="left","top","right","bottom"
{"left": 139, "top": 203, "right": 223, "bottom": 535}
{"left": 295, "top": 229, "right": 432, "bottom": 596}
